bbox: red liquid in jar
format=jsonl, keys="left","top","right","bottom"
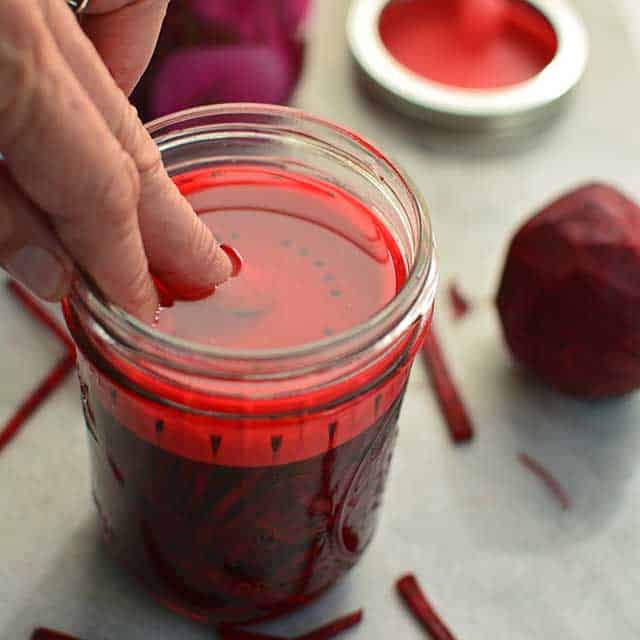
{"left": 66, "top": 167, "right": 422, "bottom": 623}
{"left": 155, "top": 167, "right": 403, "bottom": 349}
{"left": 379, "top": 0, "right": 558, "bottom": 90}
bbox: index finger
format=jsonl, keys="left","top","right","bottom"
{"left": 45, "top": 0, "right": 232, "bottom": 300}
{"left": 0, "top": 1, "right": 158, "bottom": 320}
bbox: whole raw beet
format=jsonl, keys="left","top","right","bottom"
{"left": 497, "top": 183, "right": 640, "bottom": 398}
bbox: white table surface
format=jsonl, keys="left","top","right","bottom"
{"left": 2, "top": 2, "right": 640, "bottom": 639}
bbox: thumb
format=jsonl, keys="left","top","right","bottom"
{"left": 0, "top": 167, "right": 73, "bottom": 301}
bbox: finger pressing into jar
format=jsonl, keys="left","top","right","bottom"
{"left": 46, "top": 0, "right": 233, "bottom": 297}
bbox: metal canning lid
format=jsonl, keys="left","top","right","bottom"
{"left": 347, "top": 0, "right": 589, "bottom": 131}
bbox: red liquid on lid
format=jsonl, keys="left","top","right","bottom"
{"left": 155, "top": 167, "right": 404, "bottom": 350}
{"left": 379, "top": 0, "right": 558, "bottom": 90}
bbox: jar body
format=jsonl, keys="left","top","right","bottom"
{"left": 65, "top": 104, "right": 436, "bottom": 624}
{"left": 75, "top": 346, "right": 414, "bottom": 623}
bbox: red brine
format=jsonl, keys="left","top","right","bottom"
{"left": 155, "top": 167, "right": 404, "bottom": 349}
{"left": 65, "top": 167, "right": 423, "bottom": 623}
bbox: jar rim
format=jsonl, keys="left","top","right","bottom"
{"left": 71, "top": 104, "right": 437, "bottom": 373}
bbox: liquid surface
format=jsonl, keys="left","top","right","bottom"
{"left": 155, "top": 167, "right": 404, "bottom": 349}
{"left": 379, "top": 0, "right": 557, "bottom": 89}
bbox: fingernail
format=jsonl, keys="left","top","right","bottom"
{"left": 220, "top": 245, "right": 243, "bottom": 277}
{"left": 6, "top": 246, "right": 68, "bottom": 301}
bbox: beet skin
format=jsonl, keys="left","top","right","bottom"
{"left": 497, "top": 183, "right": 640, "bottom": 398}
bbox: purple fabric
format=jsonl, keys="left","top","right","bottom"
{"left": 139, "top": 0, "right": 311, "bottom": 119}
{"left": 151, "top": 45, "right": 293, "bottom": 117}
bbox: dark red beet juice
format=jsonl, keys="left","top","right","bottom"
{"left": 63, "top": 106, "right": 437, "bottom": 624}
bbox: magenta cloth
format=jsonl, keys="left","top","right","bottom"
{"left": 151, "top": 45, "right": 294, "bottom": 116}
{"left": 188, "top": 0, "right": 311, "bottom": 40}
{"left": 132, "top": 0, "right": 311, "bottom": 121}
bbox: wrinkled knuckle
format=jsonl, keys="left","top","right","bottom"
{"left": 137, "top": 140, "right": 163, "bottom": 180}
{"left": 120, "top": 262, "right": 153, "bottom": 312}
{"left": 189, "top": 218, "right": 217, "bottom": 259}
{"left": 98, "top": 151, "right": 141, "bottom": 224}
{"left": 115, "top": 102, "right": 162, "bottom": 176}
{"left": 114, "top": 103, "right": 140, "bottom": 147}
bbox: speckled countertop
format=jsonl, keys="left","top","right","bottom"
{"left": 1, "top": 1, "right": 640, "bottom": 638}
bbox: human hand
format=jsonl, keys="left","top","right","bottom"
{"left": 0, "top": 0, "right": 232, "bottom": 321}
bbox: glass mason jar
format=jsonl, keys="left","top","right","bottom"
{"left": 63, "top": 105, "right": 438, "bottom": 624}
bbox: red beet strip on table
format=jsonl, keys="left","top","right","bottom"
{"left": 32, "top": 628, "right": 83, "bottom": 640}
{"left": 295, "top": 610, "right": 363, "bottom": 640}
{"left": 518, "top": 452, "right": 572, "bottom": 511}
{"left": 0, "top": 281, "right": 76, "bottom": 454}
{"left": 447, "top": 282, "right": 471, "bottom": 320}
{"left": 219, "top": 610, "right": 363, "bottom": 640}
{"left": 421, "top": 329, "right": 474, "bottom": 443}
{"left": 396, "top": 574, "right": 458, "bottom": 640}
{"left": 0, "top": 356, "right": 75, "bottom": 453}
